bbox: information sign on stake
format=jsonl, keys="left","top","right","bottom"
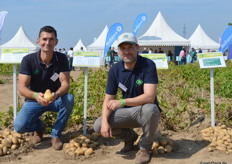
{"left": 0, "top": 48, "right": 29, "bottom": 121}
{"left": 140, "top": 53, "right": 168, "bottom": 69}
{"left": 73, "top": 51, "right": 100, "bottom": 135}
{"left": 198, "top": 52, "right": 226, "bottom": 126}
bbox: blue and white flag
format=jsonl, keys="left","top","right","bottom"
{"left": 219, "top": 26, "right": 232, "bottom": 54}
{"left": 133, "top": 13, "right": 147, "bottom": 36}
{"left": 104, "top": 23, "right": 123, "bottom": 56}
{"left": 228, "top": 44, "right": 232, "bottom": 59}
{"left": 0, "top": 11, "right": 8, "bottom": 39}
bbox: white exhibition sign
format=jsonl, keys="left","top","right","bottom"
{"left": 0, "top": 48, "right": 28, "bottom": 63}
{"left": 198, "top": 52, "right": 226, "bottom": 68}
{"left": 73, "top": 51, "right": 100, "bottom": 135}
{"left": 140, "top": 53, "right": 168, "bottom": 69}
{"left": 73, "top": 51, "right": 100, "bottom": 67}
{"left": 198, "top": 52, "right": 226, "bottom": 127}
{"left": 0, "top": 48, "right": 29, "bottom": 121}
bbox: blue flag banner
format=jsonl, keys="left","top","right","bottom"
{"left": 0, "top": 11, "right": 8, "bottom": 39}
{"left": 219, "top": 26, "right": 232, "bottom": 54}
{"left": 104, "top": 23, "right": 123, "bottom": 56}
{"left": 228, "top": 44, "right": 232, "bottom": 59}
{"left": 133, "top": 13, "right": 147, "bottom": 36}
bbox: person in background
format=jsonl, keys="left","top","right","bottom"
{"left": 179, "top": 47, "right": 186, "bottom": 65}
{"left": 107, "top": 47, "right": 116, "bottom": 67}
{"left": 198, "top": 47, "right": 202, "bottom": 53}
{"left": 67, "top": 47, "right": 75, "bottom": 71}
{"left": 94, "top": 32, "right": 161, "bottom": 164}
{"left": 189, "top": 48, "right": 197, "bottom": 63}
{"left": 158, "top": 47, "right": 164, "bottom": 53}
{"left": 14, "top": 26, "right": 74, "bottom": 150}
{"left": 141, "top": 47, "right": 149, "bottom": 53}
{"left": 148, "top": 48, "right": 153, "bottom": 54}
{"left": 62, "top": 48, "right": 67, "bottom": 55}
{"left": 167, "top": 50, "right": 173, "bottom": 62}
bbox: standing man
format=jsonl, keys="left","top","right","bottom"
{"left": 94, "top": 33, "right": 160, "bottom": 164}
{"left": 14, "top": 26, "right": 74, "bottom": 150}
{"left": 189, "top": 47, "right": 197, "bottom": 63}
{"left": 67, "top": 47, "right": 74, "bottom": 71}
{"left": 107, "top": 47, "right": 116, "bottom": 67}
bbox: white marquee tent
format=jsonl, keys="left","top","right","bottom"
{"left": 0, "top": 26, "right": 38, "bottom": 53}
{"left": 73, "top": 39, "right": 87, "bottom": 51}
{"left": 138, "top": 12, "right": 190, "bottom": 47}
{"left": 188, "top": 24, "right": 220, "bottom": 51}
{"left": 87, "top": 25, "right": 108, "bottom": 53}
{"left": 87, "top": 25, "right": 110, "bottom": 65}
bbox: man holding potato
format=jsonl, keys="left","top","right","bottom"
{"left": 94, "top": 33, "right": 161, "bottom": 164}
{"left": 14, "top": 26, "right": 74, "bottom": 150}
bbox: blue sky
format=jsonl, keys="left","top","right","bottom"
{"left": 0, "top": 0, "right": 231, "bottom": 49}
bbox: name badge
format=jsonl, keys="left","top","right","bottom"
{"left": 118, "top": 82, "right": 127, "bottom": 92}
{"left": 50, "top": 72, "right": 59, "bottom": 82}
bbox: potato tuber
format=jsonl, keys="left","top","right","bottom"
{"left": 44, "top": 89, "right": 53, "bottom": 101}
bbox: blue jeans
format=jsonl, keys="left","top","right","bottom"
{"left": 14, "top": 93, "right": 74, "bottom": 138}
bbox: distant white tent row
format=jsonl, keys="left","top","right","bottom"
{"left": 0, "top": 26, "right": 39, "bottom": 53}
{"left": 86, "top": 11, "right": 219, "bottom": 57}
{"left": 0, "top": 12, "right": 220, "bottom": 62}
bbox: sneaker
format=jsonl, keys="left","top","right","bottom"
{"left": 120, "top": 130, "right": 138, "bottom": 153}
{"left": 135, "top": 149, "right": 151, "bottom": 164}
{"left": 32, "top": 131, "right": 43, "bottom": 145}
{"left": 51, "top": 138, "right": 63, "bottom": 150}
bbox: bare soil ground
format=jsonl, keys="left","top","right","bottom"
{"left": 0, "top": 71, "right": 232, "bottom": 164}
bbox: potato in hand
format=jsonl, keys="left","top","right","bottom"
{"left": 44, "top": 89, "right": 54, "bottom": 101}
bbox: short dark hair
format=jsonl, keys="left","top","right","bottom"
{"left": 39, "top": 26, "right": 57, "bottom": 39}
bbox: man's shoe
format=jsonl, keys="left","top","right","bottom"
{"left": 135, "top": 149, "right": 151, "bottom": 164}
{"left": 120, "top": 130, "right": 138, "bottom": 153}
{"left": 51, "top": 138, "right": 63, "bottom": 150}
{"left": 32, "top": 131, "right": 43, "bottom": 145}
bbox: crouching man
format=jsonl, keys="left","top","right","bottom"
{"left": 94, "top": 33, "right": 160, "bottom": 164}
{"left": 14, "top": 26, "right": 74, "bottom": 150}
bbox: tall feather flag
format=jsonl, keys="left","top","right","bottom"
{"left": 133, "top": 13, "right": 147, "bottom": 36}
{"left": 0, "top": 11, "right": 8, "bottom": 40}
{"left": 104, "top": 23, "right": 123, "bottom": 56}
{"left": 227, "top": 44, "right": 232, "bottom": 59}
{"left": 219, "top": 25, "right": 232, "bottom": 54}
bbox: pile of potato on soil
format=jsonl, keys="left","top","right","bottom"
{"left": 63, "top": 132, "right": 101, "bottom": 157}
{"left": 64, "top": 131, "right": 174, "bottom": 158}
{"left": 0, "top": 129, "right": 30, "bottom": 156}
{"left": 201, "top": 124, "right": 232, "bottom": 154}
{"left": 150, "top": 137, "right": 174, "bottom": 155}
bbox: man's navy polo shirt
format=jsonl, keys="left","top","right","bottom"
{"left": 106, "top": 55, "right": 158, "bottom": 103}
{"left": 19, "top": 50, "right": 69, "bottom": 101}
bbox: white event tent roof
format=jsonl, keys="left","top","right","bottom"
{"left": 0, "top": 26, "right": 38, "bottom": 53}
{"left": 188, "top": 24, "right": 220, "bottom": 50}
{"left": 87, "top": 25, "right": 108, "bottom": 52}
{"left": 138, "top": 12, "right": 190, "bottom": 46}
{"left": 73, "top": 39, "right": 87, "bottom": 51}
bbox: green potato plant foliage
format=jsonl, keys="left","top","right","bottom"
{"left": 0, "top": 62, "right": 231, "bottom": 132}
